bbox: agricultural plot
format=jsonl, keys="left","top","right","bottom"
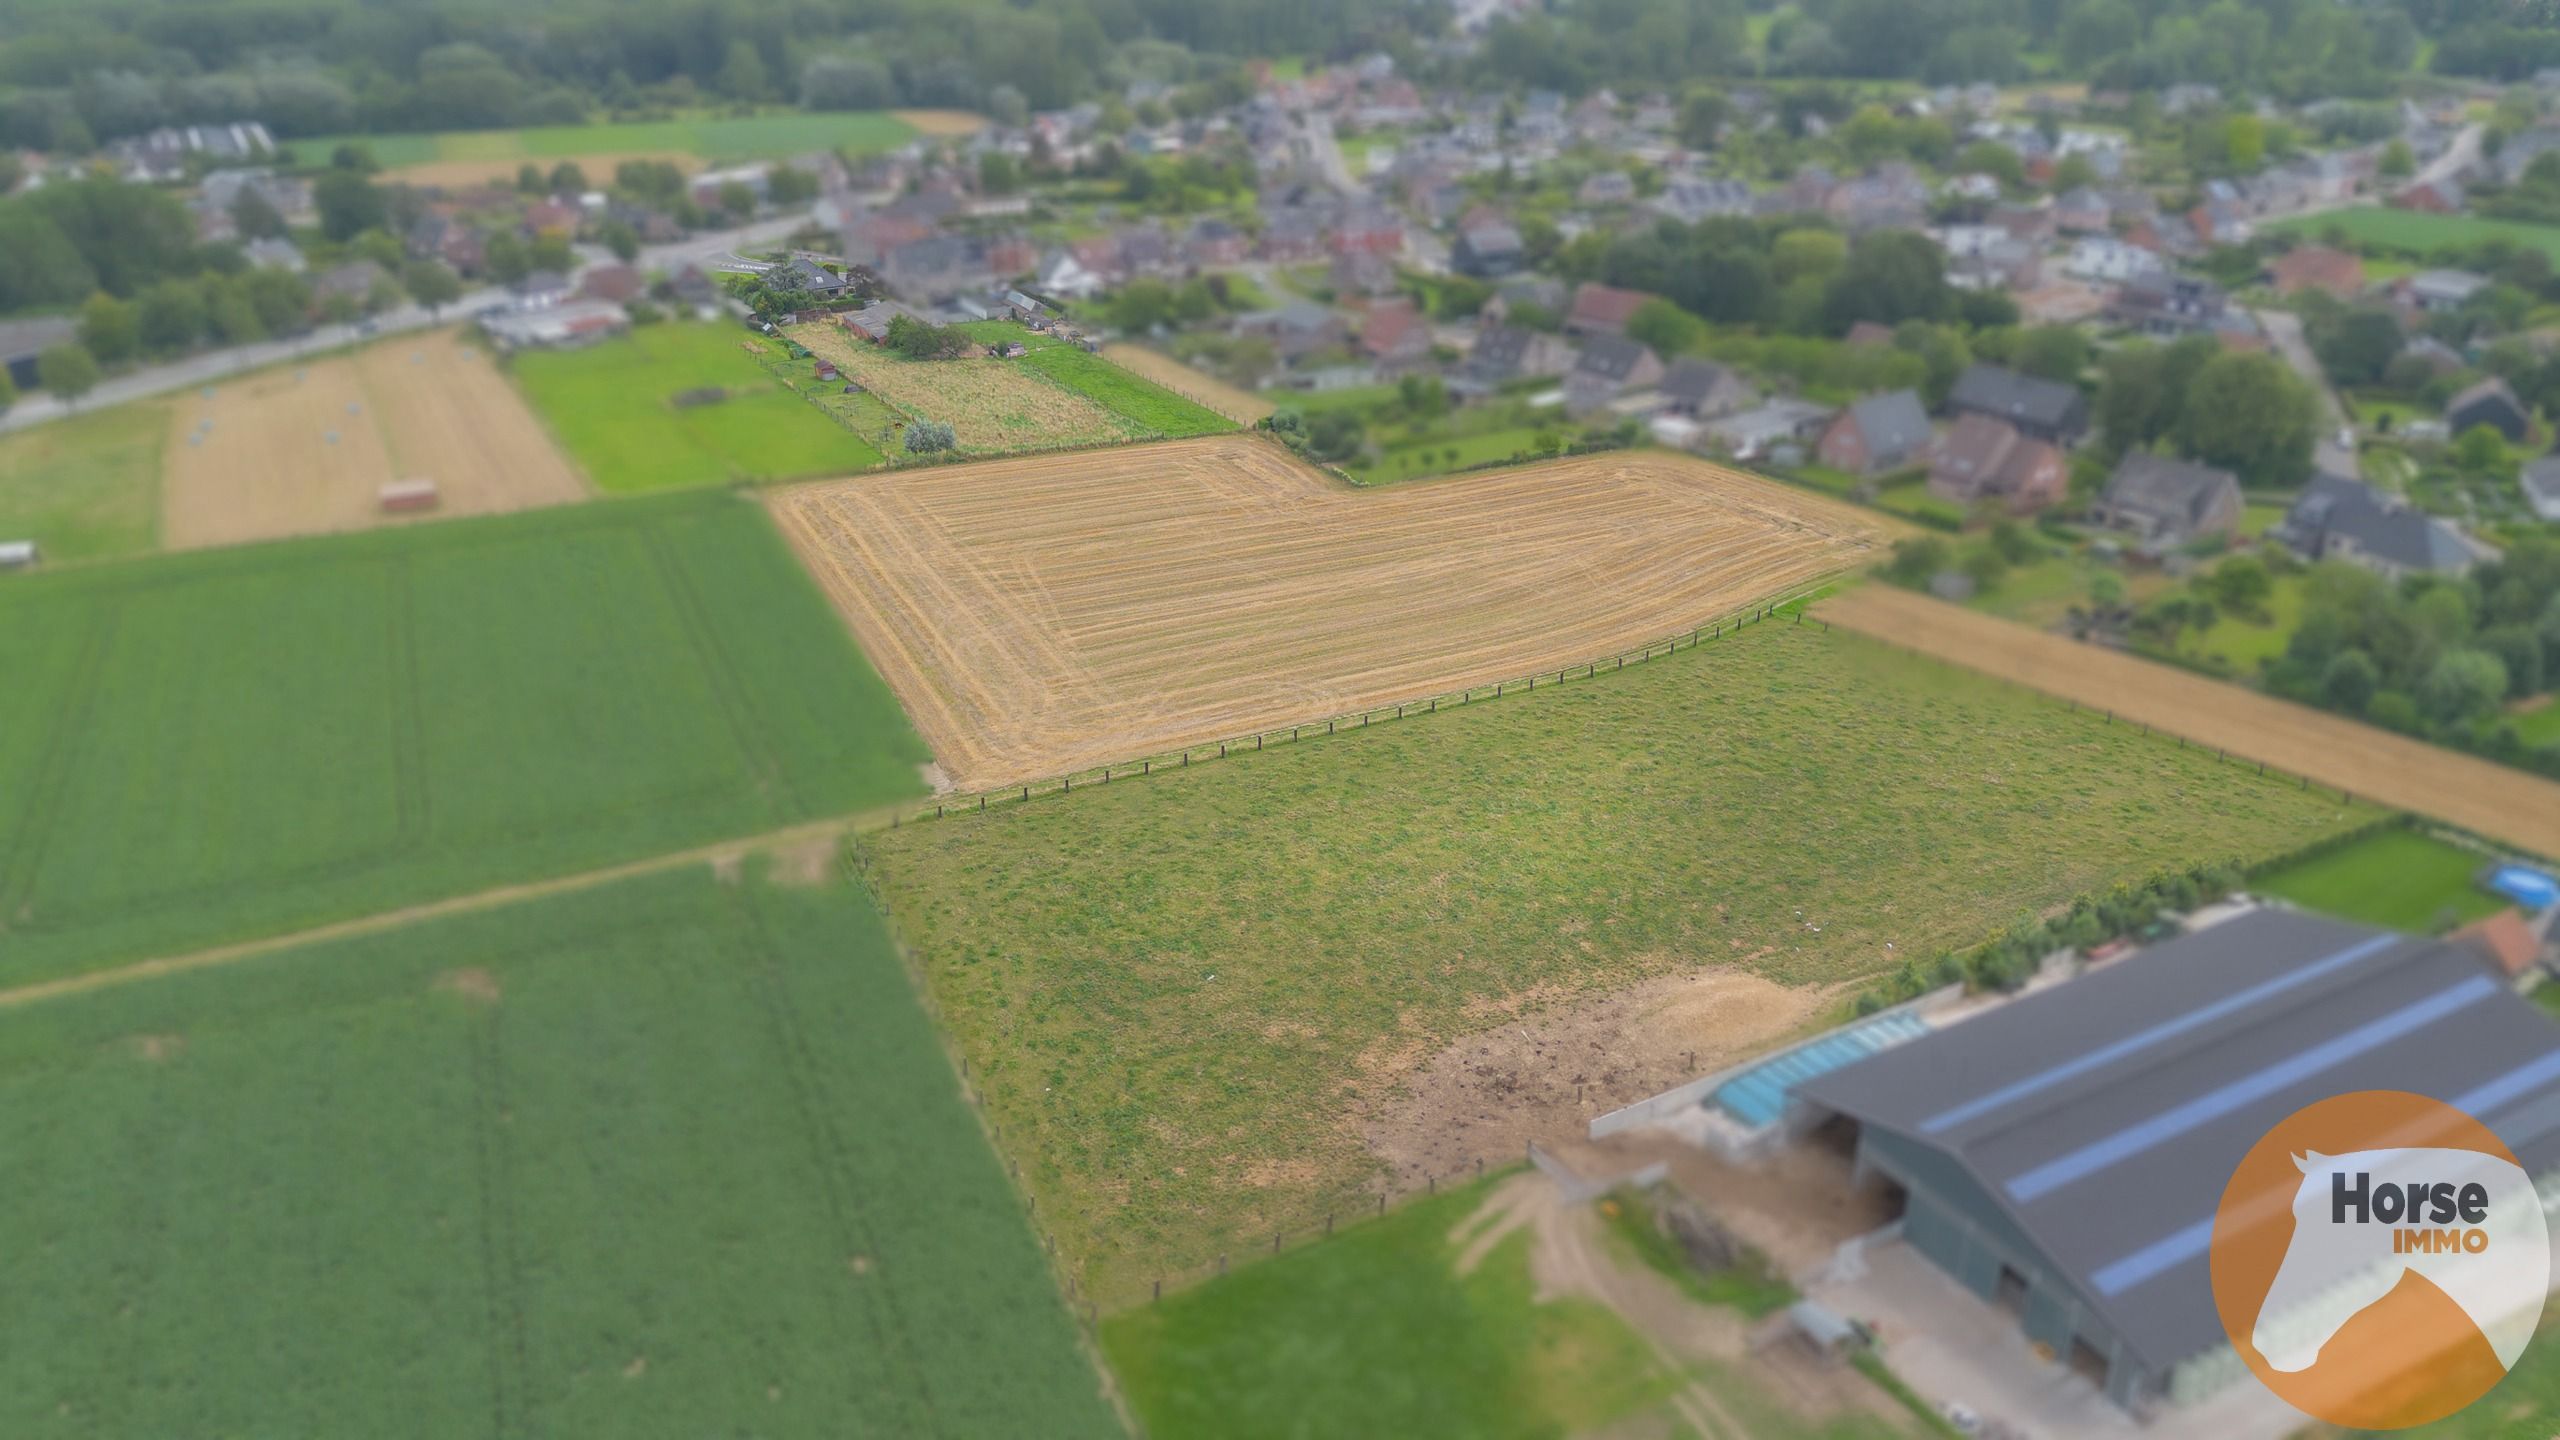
{"left": 2264, "top": 206, "right": 2560, "bottom": 265}
{"left": 288, "top": 109, "right": 920, "bottom": 180}
{"left": 0, "top": 867, "right": 1118, "bottom": 1439}
{"left": 1015, "top": 341, "right": 1236, "bottom": 438}
{"left": 1099, "top": 343, "right": 1276, "bottom": 424}
{"left": 163, "top": 328, "right": 586, "bottom": 550}
{"left": 0, "top": 491, "right": 929, "bottom": 990}
{"left": 511, "top": 322, "right": 880, "bottom": 492}
{"left": 771, "top": 434, "right": 1893, "bottom": 789}
{"left": 789, "top": 323, "right": 1133, "bottom": 453}
{"left": 859, "top": 619, "right": 2371, "bottom": 1303}
{"left": 0, "top": 404, "right": 165, "bottom": 564}
{"left": 1818, "top": 584, "right": 2560, "bottom": 859}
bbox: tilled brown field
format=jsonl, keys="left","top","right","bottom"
{"left": 163, "top": 328, "right": 586, "bottom": 550}
{"left": 1820, "top": 584, "right": 2560, "bottom": 859}
{"left": 770, "top": 434, "right": 1890, "bottom": 789}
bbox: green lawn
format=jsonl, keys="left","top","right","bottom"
{"left": 0, "top": 404, "right": 165, "bottom": 564}
{"left": 1016, "top": 342, "right": 1237, "bottom": 438}
{"left": 0, "top": 866, "right": 1117, "bottom": 1439}
{"left": 1872, "top": 478, "right": 1966, "bottom": 528}
{"left": 2385, "top": 1302, "right": 2560, "bottom": 1438}
{"left": 2239, "top": 502, "right": 2287, "bottom": 538}
{"left": 2253, "top": 827, "right": 2503, "bottom": 933}
{"left": 2264, "top": 208, "right": 2560, "bottom": 267}
{"left": 511, "top": 323, "right": 880, "bottom": 492}
{"left": 2178, "top": 571, "right": 2306, "bottom": 675}
{"left": 0, "top": 491, "right": 929, "bottom": 988}
{"left": 1104, "top": 1176, "right": 1910, "bottom": 1440}
{"left": 289, "top": 111, "right": 917, "bottom": 169}
{"left": 1349, "top": 426, "right": 1556, "bottom": 483}
{"left": 2509, "top": 698, "right": 2560, "bottom": 748}
{"left": 862, "top": 620, "right": 2375, "bottom": 1303}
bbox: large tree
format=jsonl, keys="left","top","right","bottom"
{"left": 2178, "top": 351, "right": 2319, "bottom": 486}
{"left": 1821, "top": 230, "right": 1950, "bottom": 334}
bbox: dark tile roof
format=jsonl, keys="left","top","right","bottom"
{"left": 1949, "top": 362, "right": 2085, "bottom": 433}
{"left": 1656, "top": 357, "right": 1735, "bottom": 407}
{"left": 1574, "top": 333, "right": 1656, "bottom": 382}
{"left": 2100, "top": 451, "right": 2237, "bottom": 526}
{"left": 1841, "top": 389, "right": 1932, "bottom": 457}
{"left": 2279, "top": 471, "right": 2477, "bottom": 572}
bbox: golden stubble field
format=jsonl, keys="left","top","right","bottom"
{"left": 769, "top": 434, "right": 1893, "bottom": 790}
{"left": 162, "top": 328, "right": 587, "bottom": 550}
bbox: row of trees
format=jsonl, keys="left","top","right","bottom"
{"left": 2096, "top": 333, "right": 2321, "bottom": 488}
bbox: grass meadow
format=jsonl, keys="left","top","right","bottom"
{"left": 2263, "top": 207, "right": 2560, "bottom": 265}
{"left": 860, "top": 620, "right": 2373, "bottom": 1303}
{"left": 2252, "top": 826, "right": 2504, "bottom": 932}
{"left": 511, "top": 323, "right": 881, "bottom": 492}
{"left": 286, "top": 111, "right": 918, "bottom": 169}
{"left": 0, "top": 405, "right": 166, "bottom": 564}
{"left": 0, "top": 491, "right": 928, "bottom": 988}
{"left": 0, "top": 867, "right": 1118, "bottom": 1439}
{"left": 1018, "top": 343, "right": 1237, "bottom": 438}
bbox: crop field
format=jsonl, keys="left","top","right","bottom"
{"left": 0, "top": 404, "right": 165, "bottom": 564}
{"left": 286, "top": 110, "right": 920, "bottom": 177}
{"left": 771, "top": 434, "right": 1893, "bottom": 789}
{"left": 2264, "top": 207, "right": 2560, "bottom": 265}
{"left": 789, "top": 323, "right": 1134, "bottom": 452}
{"left": 859, "top": 618, "right": 2371, "bottom": 1302}
{"left": 1099, "top": 343, "right": 1276, "bottom": 424}
{"left": 1017, "top": 342, "right": 1237, "bottom": 437}
{"left": 1818, "top": 584, "right": 2560, "bottom": 859}
{"left": 512, "top": 323, "right": 880, "bottom": 491}
{"left": 0, "top": 867, "right": 1118, "bottom": 1439}
{"left": 164, "top": 329, "right": 588, "bottom": 550}
{"left": 0, "top": 491, "right": 928, "bottom": 989}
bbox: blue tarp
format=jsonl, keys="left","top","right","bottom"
{"left": 1712, "top": 1010, "right": 1932, "bottom": 1129}
{"left": 2487, "top": 864, "right": 2560, "bottom": 912}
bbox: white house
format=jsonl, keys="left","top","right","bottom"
{"left": 2066, "top": 236, "right": 2164, "bottom": 284}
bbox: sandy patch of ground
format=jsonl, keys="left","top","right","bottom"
{"left": 162, "top": 328, "right": 586, "bottom": 550}
{"left": 1820, "top": 584, "right": 2560, "bottom": 859}
{"left": 770, "top": 434, "right": 1890, "bottom": 790}
{"left": 125, "top": 1034, "right": 186, "bottom": 1063}
{"left": 1361, "top": 967, "right": 1836, "bottom": 1187}
{"left": 1099, "top": 344, "right": 1275, "bottom": 424}
{"left": 434, "top": 967, "right": 503, "bottom": 1004}
{"left": 384, "top": 151, "right": 702, "bottom": 189}
{"left": 893, "top": 109, "right": 988, "bottom": 136}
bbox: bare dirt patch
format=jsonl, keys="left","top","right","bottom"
{"left": 162, "top": 328, "right": 587, "bottom": 550}
{"left": 125, "top": 1033, "right": 186, "bottom": 1063}
{"left": 769, "top": 434, "right": 1890, "bottom": 790}
{"left": 1821, "top": 584, "right": 2560, "bottom": 859}
{"left": 434, "top": 967, "right": 503, "bottom": 1005}
{"left": 1099, "top": 344, "right": 1275, "bottom": 424}
{"left": 892, "top": 109, "right": 988, "bottom": 136}
{"left": 1362, "top": 968, "right": 1834, "bottom": 1186}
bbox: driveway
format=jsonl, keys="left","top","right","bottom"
{"left": 2250, "top": 305, "right": 2356, "bottom": 477}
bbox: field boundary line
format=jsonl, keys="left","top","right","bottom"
{"left": 0, "top": 808, "right": 905, "bottom": 1012}
{"left": 1818, "top": 585, "right": 2560, "bottom": 861}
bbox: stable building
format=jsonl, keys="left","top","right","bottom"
{"left": 1791, "top": 910, "right": 2560, "bottom": 1418}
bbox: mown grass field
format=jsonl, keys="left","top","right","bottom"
{"left": 2264, "top": 207, "right": 2560, "bottom": 266}
{"left": 860, "top": 620, "right": 2373, "bottom": 1303}
{"left": 0, "top": 405, "right": 165, "bottom": 564}
{"left": 0, "top": 491, "right": 928, "bottom": 989}
{"left": 287, "top": 111, "right": 917, "bottom": 169}
{"left": 0, "top": 866, "right": 1118, "bottom": 1439}
{"left": 511, "top": 323, "right": 880, "bottom": 491}
{"left": 1018, "top": 342, "right": 1236, "bottom": 438}
{"left": 2253, "top": 826, "right": 2504, "bottom": 933}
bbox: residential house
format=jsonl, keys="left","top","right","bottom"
{"left": 522, "top": 198, "right": 581, "bottom": 240}
{"left": 1564, "top": 335, "right": 1664, "bottom": 416}
{"left": 1926, "top": 412, "right": 2068, "bottom": 514}
{"left": 314, "top": 259, "right": 390, "bottom": 311}
{"left": 578, "top": 264, "right": 647, "bottom": 304}
{"left": 1563, "top": 282, "right": 1653, "bottom": 338}
{"left": 778, "top": 254, "right": 860, "bottom": 299}
{"left": 1649, "top": 176, "right": 1753, "bottom": 224}
{"left": 839, "top": 299, "right": 923, "bottom": 342}
{"left": 2266, "top": 245, "right": 2366, "bottom": 300}
{"left": 1115, "top": 226, "right": 1179, "bottom": 279}
{"left": 668, "top": 265, "right": 723, "bottom": 314}
{"left": 1702, "top": 398, "right": 1834, "bottom": 461}
{"left": 1461, "top": 323, "right": 1575, "bottom": 388}
{"left": 2496, "top": 128, "right": 2560, "bottom": 185}
{"left": 1001, "top": 289, "right": 1053, "bottom": 325}
{"left": 2052, "top": 188, "right": 2111, "bottom": 234}
{"left": 1947, "top": 363, "right": 2089, "bottom": 446}
{"left": 1653, "top": 358, "right": 1753, "bottom": 419}
{"left": 1258, "top": 205, "right": 1329, "bottom": 263}
{"left": 2446, "top": 376, "right": 2531, "bottom": 443}
{"left": 1327, "top": 204, "right": 1405, "bottom": 257}
{"left": 2109, "top": 271, "right": 2230, "bottom": 338}
{"left": 2401, "top": 335, "right": 2467, "bottom": 378}
{"left": 1236, "top": 301, "right": 1348, "bottom": 362}
{"left": 2271, "top": 471, "right": 2488, "bottom": 579}
{"left": 510, "top": 269, "right": 572, "bottom": 308}
{"left": 2522, "top": 453, "right": 2560, "bottom": 521}
{"left": 106, "top": 121, "right": 275, "bottom": 181}
{"left": 1576, "top": 171, "right": 1636, "bottom": 206}
{"left": 1331, "top": 250, "right": 1399, "bottom": 297}
{"left": 2089, "top": 452, "right": 2243, "bottom": 546}
{"left": 2403, "top": 269, "right": 2491, "bottom": 314}
{"left": 1451, "top": 217, "right": 1525, "bottom": 278}
{"left": 1825, "top": 166, "right": 1930, "bottom": 232}
{"left": 0, "top": 314, "right": 76, "bottom": 391}
{"left": 243, "top": 237, "right": 305, "bottom": 273}
{"left": 2393, "top": 177, "right": 2465, "bottom": 214}
{"left": 1815, "top": 389, "right": 1933, "bottom": 475}
{"left": 1035, "top": 248, "right": 1107, "bottom": 301}
{"left": 1185, "top": 217, "right": 1250, "bottom": 268}
{"left": 2066, "top": 236, "right": 2164, "bottom": 284}
{"left": 1357, "top": 297, "right": 1433, "bottom": 371}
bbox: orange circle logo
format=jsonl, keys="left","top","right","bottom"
{"left": 2209, "top": 1091, "right": 2549, "bottom": 1429}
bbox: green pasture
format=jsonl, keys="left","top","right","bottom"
{"left": 0, "top": 404, "right": 165, "bottom": 564}
{"left": 289, "top": 111, "right": 918, "bottom": 170}
{"left": 2253, "top": 826, "right": 2504, "bottom": 933}
{"left": 861, "top": 620, "right": 2374, "bottom": 1303}
{"left": 0, "top": 491, "right": 928, "bottom": 988}
{"left": 510, "top": 322, "right": 880, "bottom": 492}
{"left": 2509, "top": 700, "right": 2560, "bottom": 748}
{"left": 2264, "top": 208, "right": 2560, "bottom": 267}
{"left": 1020, "top": 343, "right": 1236, "bottom": 437}
{"left": 0, "top": 867, "right": 1115, "bottom": 1439}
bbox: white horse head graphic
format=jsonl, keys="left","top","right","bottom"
{"left": 2250, "top": 1147, "right": 2547, "bottom": 1375}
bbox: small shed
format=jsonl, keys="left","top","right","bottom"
{"left": 378, "top": 478, "right": 440, "bottom": 513}
{"left": 0, "top": 539, "right": 38, "bottom": 571}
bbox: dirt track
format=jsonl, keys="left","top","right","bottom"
{"left": 1099, "top": 344, "right": 1275, "bottom": 423}
{"left": 769, "top": 435, "right": 1891, "bottom": 790}
{"left": 1820, "top": 585, "right": 2560, "bottom": 860}
{"left": 162, "top": 328, "right": 586, "bottom": 549}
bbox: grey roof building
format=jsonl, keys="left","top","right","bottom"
{"left": 1948, "top": 363, "right": 2088, "bottom": 446}
{"left": 2272, "top": 471, "right": 2487, "bottom": 579}
{"left": 1795, "top": 909, "right": 2560, "bottom": 1416}
{"left": 2524, "top": 454, "right": 2560, "bottom": 522}
{"left": 2089, "top": 452, "right": 2243, "bottom": 547}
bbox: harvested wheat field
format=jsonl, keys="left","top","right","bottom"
{"left": 770, "top": 433, "right": 1890, "bottom": 789}
{"left": 1821, "top": 584, "right": 2560, "bottom": 858}
{"left": 163, "top": 328, "right": 587, "bottom": 549}
{"left": 1100, "top": 343, "right": 1275, "bottom": 424}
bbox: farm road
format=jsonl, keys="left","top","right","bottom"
{"left": 0, "top": 807, "right": 893, "bottom": 1012}
{"left": 1818, "top": 585, "right": 2560, "bottom": 860}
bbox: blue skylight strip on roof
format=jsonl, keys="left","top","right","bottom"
{"left": 2449, "top": 1048, "right": 2560, "bottom": 1118}
{"left": 2090, "top": 1217, "right": 2216, "bottom": 1297}
{"left": 2003, "top": 974, "right": 2500, "bottom": 1204}
{"left": 1919, "top": 934, "right": 2401, "bottom": 1136}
